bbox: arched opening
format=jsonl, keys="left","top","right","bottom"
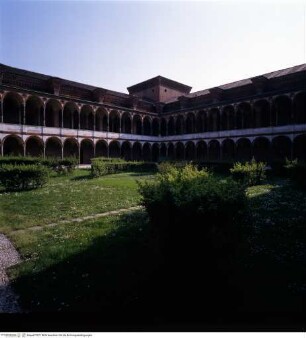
{"left": 3, "top": 135, "right": 24, "bottom": 156}
{"left": 168, "top": 117, "right": 175, "bottom": 136}
{"left": 236, "top": 138, "right": 252, "bottom": 162}
{"left": 109, "top": 141, "right": 121, "bottom": 158}
{"left": 196, "top": 141, "right": 207, "bottom": 161}
{"left": 80, "top": 105, "right": 94, "bottom": 131}
{"left": 208, "top": 140, "right": 220, "bottom": 161}
{"left": 272, "top": 136, "right": 292, "bottom": 163}
{"left": 63, "top": 138, "right": 79, "bottom": 158}
{"left": 95, "top": 140, "right": 108, "bottom": 158}
{"left": 208, "top": 108, "right": 220, "bottom": 132}
{"left": 121, "top": 112, "right": 132, "bottom": 134}
{"left": 109, "top": 110, "right": 120, "bottom": 133}
{"left": 186, "top": 113, "right": 195, "bottom": 134}
{"left": 222, "top": 139, "right": 235, "bottom": 162}
{"left": 152, "top": 118, "right": 159, "bottom": 136}
{"left": 253, "top": 137, "right": 271, "bottom": 162}
{"left": 253, "top": 100, "right": 270, "bottom": 128}
{"left": 143, "top": 143, "right": 152, "bottom": 161}
{"left": 80, "top": 139, "right": 94, "bottom": 164}
{"left": 26, "top": 96, "right": 43, "bottom": 126}
{"left": 236, "top": 102, "right": 252, "bottom": 129}
{"left": 185, "top": 141, "right": 196, "bottom": 161}
{"left": 45, "top": 99, "right": 62, "bottom": 128}
{"left": 175, "top": 115, "right": 184, "bottom": 135}
{"left": 132, "top": 142, "right": 142, "bottom": 161}
{"left": 221, "top": 106, "right": 235, "bottom": 130}
{"left": 160, "top": 118, "right": 167, "bottom": 136}
{"left": 63, "top": 102, "right": 78, "bottom": 129}
{"left": 3, "top": 92, "right": 23, "bottom": 124}
{"left": 152, "top": 143, "right": 159, "bottom": 162}
{"left": 168, "top": 143, "right": 175, "bottom": 160}
{"left": 175, "top": 142, "right": 185, "bottom": 160}
{"left": 293, "top": 92, "right": 306, "bottom": 124}
{"left": 293, "top": 134, "right": 306, "bottom": 162}
{"left": 121, "top": 141, "right": 132, "bottom": 161}
{"left": 143, "top": 117, "right": 152, "bottom": 136}
{"left": 273, "top": 96, "right": 291, "bottom": 126}
{"left": 45, "top": 137, "right": 62, "bottom": 158}
{"left": 133, "top": 115, "right": 142, "bottom": 135}
{"left": 196, "top": 111, "right": 206, "bottom": 133}
{"left": 96, "top": 108, "right": 108, "bottom": 132}
{"left": 26, "top": 137, "right": 43, "bottom": 157}
{"left": 160, "top": 143, "right": 167, "bottom": 160}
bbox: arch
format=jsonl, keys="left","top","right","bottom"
{"left": 160, "top": 143, "right": 167, "bottom": 159}
{"left": 208, "top": 140, "right": 220, "bottom": 161}
{"left": 132, "top": 115, "right": 142, "bottom": 135}
{"left": 293, "top": 134, "right": 306, "bottom": 162}
{"left": 222, "top": 138, "right": 235, "bottom": 162}
{"left": 160, "top": 118, "right": 167, "bottom": 136}
{"left": 221, "top": 106, "right": 235, "bottom": 131}
{"left": 121, "top": 112, "right": 132, "bottom": 134}
{"left": 45, "top": 99, "right": 62, "bottom": 128}
{"left": 168, "top": 117, "right": 175, "bottom": 136}
{"left": 132, "top": 142, "right": 142, "bottom": 161}
{"left": 3, "top": 92, "right": 23, "bottom": 124}
{"left": 26, "top": 96, "right": 43, "bottom": 126}
{"left": 45, "top": 137, "right": 62, "bottom": 158}
{"left": 63, "top": 102, "right": 78, "bottom": 129}
{"left": 95, "top": 140, "right": 108, "bottom": 158}
{"left": 63, "top": 138, "right": 79, "bottom": 158}
{"left": 208, "top": 108, "right": 220, "bottom": 132}
{"left": 168, "top": 143, "right": 175, "bottom": 160}
{"left": 152, "top": 118, "right": 159, "bottom": 136}
{"left": 236, "top": 138, "right": 252, "bottom": 162}
{"left": 253, "top": 137, "right": 271, "bottom": 162}
{"left": 109, "top": 110, "right": 120, "bottom": 133}
{"left": 186, "top": 113, "right": 195, "bottom": 134}
{"left": 293, "top": 92, "right": 306, "bottom": 124}
{"left": 185, "top": 141, "right": 196, "bottom": 161}
{"left": 96, "top": 107, "right": 108, "bottom": 132}
{"left": 196, "top": 111, "right": 206, "bottom": 133}
{"left": 143, "top": 142, "right": 152, "bottom": 161}
{"left": 236, "top": 102, "right": 252, "bottom": 129}
{"left": 80, "top": 139, "right": 94, "bottom": 164}
{"left": 26, "top": 136, "right": 44, "bottom": 157}
{"left": 109, "top": 140, "right": 121, "bottom": 158}
{"left": 196, "top": 140, "right": 207, "bottom": 161}
{"left": 253, "top": 100, "right": 270, "bottom": 128}
{"left": 152, "top": 143, "right": 159, "bottom": 162}
{"left": 175, "top": 142, "right": 185, "bottom": 160}
{"left": 272, "top": 136, "right": 292, "bottom": 163}
{"left": 143, "top": 116, "right": 152, "bottom": 136}
{"left": 175, "top": 115, "right": 184, "bottom": 135}
{"left": 272, "top": 96, "right": 291, "bottom": 126}
{"left": 3, "top": 135, "right": 24, "bottom": 156}
{"left": 80, "top": 105, "right": 94, "bottom": 131}
{"left": 121, "top": 141, "right": 132, "bottom": 161}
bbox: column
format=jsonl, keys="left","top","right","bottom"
{"left": 119, "top": 113, "right": 122, "bottom": 133}
{"left": 22, "top": 100, "right": 26, "bottom": 125}
{"left": 43, "top": 103, "right": 46, "bottom": 127}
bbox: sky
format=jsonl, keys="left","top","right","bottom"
{"left": 0, "top": 0, "right": 305, "bottom": 94}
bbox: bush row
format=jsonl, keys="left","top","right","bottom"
{"left": 230, "top": 158, "right": 267, "bottom": 186}
{"left": 0, "top": 164, "right": 49, "bottom": 190}
{"left": 91, "top": 158, "right": 157, "bottom": 177}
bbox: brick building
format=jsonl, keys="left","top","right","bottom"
{"left": 0, "top": 63, "right": 305, "bottom": 164}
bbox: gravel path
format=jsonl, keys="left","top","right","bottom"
{"left": 0, "top": 234, "right": 22, "bottom": 313}
{"left": 12, "top": 205, "right": 143, "bottom": 234}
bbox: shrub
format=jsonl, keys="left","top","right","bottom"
{"left": 230, "top": 158, "right": 266, "bottom": 186}
{"left": 138, "top": 164, "right": 247, "bottom": 260}
{"left": 0, "top": 164, "right": 49, "bottom": 190}
{"left": 284, "top": 158, "right": 306, "bottom": 189}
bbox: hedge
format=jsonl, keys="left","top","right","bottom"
{"left": 230, "top": 158, "right": 266, "bottom": 186}
{"left": 91, "top": 158, "right": 157, "bottom": 177}
{"left": 284, "top": 159, "right": 306, "bottom": 189}
{"left": 0, "top": 164, "right": 49, "bottom": 190}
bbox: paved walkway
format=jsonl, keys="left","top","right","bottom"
{"left": 0, "top": 234, "right": 22, "bottom": 313}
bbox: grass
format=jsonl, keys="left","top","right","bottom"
{"left": 0, "top": 169, "right": 154, "bottom": 233}
{"left": 2, "top": 171, "right": 306, "bottom": 328}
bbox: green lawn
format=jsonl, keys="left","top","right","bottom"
{"left": 0, "top": 169, "right": 154, "bottom": 233}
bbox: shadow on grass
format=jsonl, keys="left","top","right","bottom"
{"left": 70, "top": 174, "right": 94, "bottom": 181}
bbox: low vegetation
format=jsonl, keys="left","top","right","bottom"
{"left": 230, "top": 158, "right": 266, "bottom": 186}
